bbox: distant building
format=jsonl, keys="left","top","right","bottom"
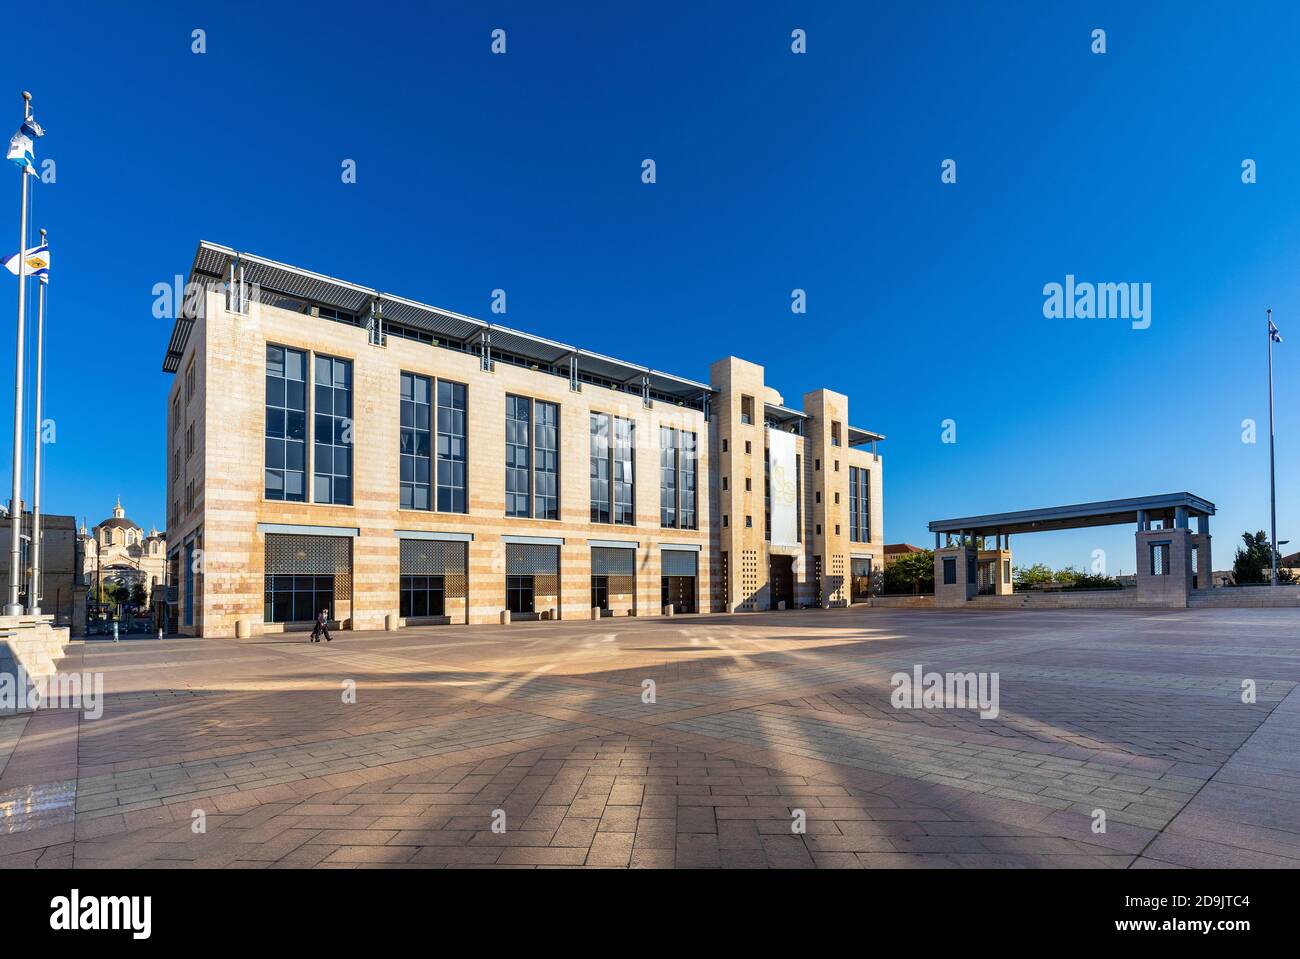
{"left": 884, "top": 543, "right": 926, "bottom": 565}
{"left": 79, "top": 497, "right": 167, "bottom": 611}
{"left": 0, "top": 511, "right": 78, "bottom": 625}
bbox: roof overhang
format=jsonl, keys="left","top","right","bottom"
{"left": 161, "top": 242, "right": 717, "bottom": 402}
{"left": 928, "top": 492, "right": 1216, "bottom": 536}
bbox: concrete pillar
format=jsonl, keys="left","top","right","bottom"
{"left": 979, "top": 549, "right": 1014, "bottom": 596}
{"left": 934, "top": 545, "right": 977, "bottom": 606}
{"left": 1188, "top": 531, "right": 1213, "bottom": 590}
{"left": 1135, "top": 527, "right": 1192, "bottom": 607}
{"left": 1137, "top": 509, "right": 1148, "bottom": 532}
{"left": 500, "top": 610, "right": 511, "bottom": 625}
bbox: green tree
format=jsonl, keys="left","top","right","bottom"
{"left": 1052, "top": 565, "right": 1080, "bottom": 586}
{"left": 1232, "top": 530, "right": 1294, "bottom": 584}
{"left": 1070, "top": 571, "right": 1121, "bottom": 590}
{"left": 1013, "top": 563, "right": 1053, "bottom": 589}
{"left": 882, "top": 550, "right": 935, "bottom": 595}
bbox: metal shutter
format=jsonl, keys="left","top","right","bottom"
{"left": 661, "top": 549, "right": 698, "bottom": 577}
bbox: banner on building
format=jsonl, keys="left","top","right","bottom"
{"left": 768, "top": 429, "right": 799, "bottom": 547}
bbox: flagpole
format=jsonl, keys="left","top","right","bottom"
{"left": 5, "top": 91, "right": 32, "bottom": 616}
{"left": 27, "top": 227, "right": 45, "bottom": 614}
{"left": 1268, "top": 308, "right": 1279, "bottom": 587}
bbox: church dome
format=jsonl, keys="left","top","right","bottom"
{"left": 95, "top": 496, "right": 143, "bottom": 533}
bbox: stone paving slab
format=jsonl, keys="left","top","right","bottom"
{"left": 1, "top": 607, "right": 1298, "bottom": 868}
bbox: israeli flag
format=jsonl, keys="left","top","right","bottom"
{"left": 1270, "top": 319, "right": 1283, "bottom": 344}
{"left": 2, "top": 243, "right": 50, "bottom": 282}
{"left": 6, "top": 115, "right": 45, "bottom": 175}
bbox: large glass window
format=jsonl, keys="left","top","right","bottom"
{"left": 660, "top": 428, "right": 697, "bottom": 529}
{"left": 613, "top": 416, "right": 635, "bottom": 525}
{"left": 506, "top": 395, "right": 560, "bottom": 520}
{"left": 590, "top": 414, "right": 610, "bottom": 524}
{"left": 400, "top": 372, "right": 432, "bottom": 510}
{"left": 660, "top": 427, "right": 677, "bottom": 528}
{"left": 183, "top": 542, "right": 195, "bottom": 625}
{"left": 436, "top": 380, "right": 467, "bottom": 512}
{"left": 534, "top": 400, "right": 559, "bottom": 520}
{"left": 849, "top": 466, "right": 870, "bottom": 543}
{"left": 505, "top": 395, "right": 532, "bottom": 517}
{"left": 264, "top": 575, "right": 334, "bottom": 624}
{"left": 265, "top": 345, "right": 307, "bottom": 501}
{"left": 400, "top": 575, "right": 445, "bottom": 617}
{"left": 680, "top": 430, "right": 697, "bottom": 530}
{"left": 313, "top": 354, "right": 353, "bottom": 505}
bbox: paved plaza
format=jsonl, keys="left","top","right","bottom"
{"left": 2, "top": 607, "right": 1299, "bottom": 869}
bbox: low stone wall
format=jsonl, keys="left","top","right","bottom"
{"left": 974, "top": 590, "right": 1139, "bottom": 609}
{"left": 1188, "top": 586, "right": 1300, "bottom": 608}
{"left": 0, "top": 616, "right": 71, "bottom": 716}
{"left": 832, "top": 587, "right": 1298, "bottom": 612}
{"left": 870, "top": 595, "right": 935, "bottom": 608}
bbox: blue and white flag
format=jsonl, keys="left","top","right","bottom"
{"left": 2, "top": 243, "right": 50, "bottom": 282}
{"left": 1270, "top": 318, "right": 1283, "bottom": 343}
{"left": 6, "top": 115, "right": 45, "bottom": 175}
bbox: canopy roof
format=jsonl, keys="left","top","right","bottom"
{"left": 928, "top": 492, "right": 1215, "bottom": 536}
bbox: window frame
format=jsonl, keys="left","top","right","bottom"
{"left": 506, "top": 394, "right": 560, "bottom": 520}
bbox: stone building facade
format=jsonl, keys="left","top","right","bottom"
{"left": 0, "top": 511, "right": 78, "bottom": 625}
{"left": 161, "top": 242, "right": 885, "bottom": 637}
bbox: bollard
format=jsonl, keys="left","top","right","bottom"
{"left": 591, "top": 607, "right": 601, "bottom": 620}
{"left": 500, "top": 609, "right": 511, "bottom": 625}
{"left": 385, "top": 613, "right": 398, "bottom": 631}
{"left": 235, "top": 619, "right": 251, "bottom": 639}
{"left": 112, "top": 621, "right": 119, "bottom": 643}
{"left": 662, "top": 604, "right": 674, "bottom": 617}
{"left": 777, "top": 601, "right": 786, "bottom": 611}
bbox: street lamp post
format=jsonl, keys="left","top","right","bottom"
{"left": 1268, "top": 310, "right": 1282, "bottom": 586}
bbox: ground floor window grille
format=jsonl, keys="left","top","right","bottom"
{"left": 661, "top": 549, "right": 698, "bottom": 614}
{"left": 264, "top": 533, "right": 352, "bottom": 622}
{"left": 591, "top": 546, "right": 635, "bottom": 605}
{"left": 506, "top": 543, "right": 559, "bottom": 614}
{"left": 400, "top": 539, "right": 466, "bottom": 617}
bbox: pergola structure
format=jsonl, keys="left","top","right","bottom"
{"left": 927, "top": 492, "right": 1215, "bottom": 607}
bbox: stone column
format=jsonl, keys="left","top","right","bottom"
{"left": 1136, "top": 527, "right": 1192, "bottom": 607}
{"left": 934, "top": 544, "right": 977, "bottom": 606}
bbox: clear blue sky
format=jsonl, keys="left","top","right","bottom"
{"left": 2, "top": 1, "right": 1297, "bottom": 572}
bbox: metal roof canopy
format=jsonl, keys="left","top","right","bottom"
{"left": 162, "top": 242, "right": 713, "bottom": 399}
{"left": 928, "top": 492, "right": 1215, "bottom": 536}
{"left": 848, "top": 426, "right": 886, "bottom": 445}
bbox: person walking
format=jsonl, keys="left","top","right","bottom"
{"left": 310, "top": 607, "right": 332, "bottom": 643}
